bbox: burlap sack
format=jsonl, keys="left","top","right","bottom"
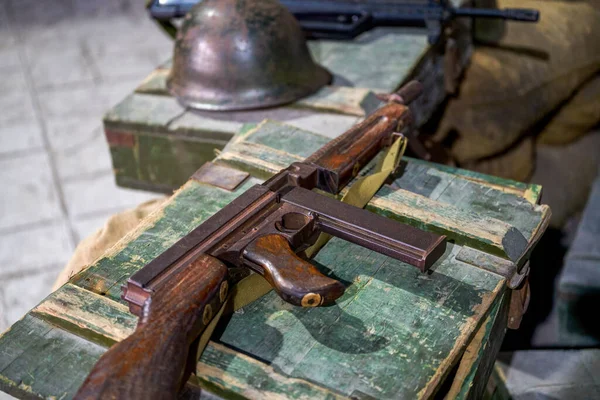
{"left": 52, "top": 198, "right": 166, "bottom": 290}
{"left": 538, "top": 74, "right": 600, "bottom": 145}
{"left": 463, "top": 136, "right": 535, "bottom": 182}
{"left": 436, "top": 0, "right": 600, "bottom": 178}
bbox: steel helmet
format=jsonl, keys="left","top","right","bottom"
{"left": 167, "top": 0, "right": 332, "bottom": 111}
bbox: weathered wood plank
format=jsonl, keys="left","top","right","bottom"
{"left": 447, "top": 291, "right": 510, "bottom": 399}
{"left": 390, "top": 160, "right": 545, "bottom": 237}
{"left": 4, "top": 242, "right": 504, "bottom": 400}
{"left": 135, "top": 67, "right": 377, "bottom": 117}
{"left": 19, "top": 285, "right": 343, "bottom": 400}
{"left": 216, "top": 241, "right": 505, "bottom": 399}
{"left": 404, "top": 158, "right": 542, "bottom": 204}
{"left": 109, "top": 18, "right": 474, "bottom": 193}
{"left": 455, "top": 247, "right": 516, "bottom": 279}
{"left": 216, "top": 121, "right": 548, "bottom": 261}
{"left": 0, "top": 315, "right": 106, "bottom": 400}
{"left": 3, "top": 174, "right": 508, "bottom": 399}
{"left": 135, "top": 28, "right": 434, "bottom": 113}
{"left": 31, "top": 284, "right": 136, "bottom": 347}
{"left": 69, "top": 177, "right": 263, "bottom": 303}
{"left": 195, "top": 344, "right": 345, "bottom": 400}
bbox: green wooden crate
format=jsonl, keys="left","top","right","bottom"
{"left": 0, "top": 120, "right": 549, "bottom": 399}
{"left": 103, "top": 13, "right": 472, "bottom": 193}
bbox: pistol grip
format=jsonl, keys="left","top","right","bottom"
{"left": 243, "top": 234, "right": 345, "bottom": 307}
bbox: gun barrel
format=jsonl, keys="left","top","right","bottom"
{"left": 453, "top": 7, "right": 539, "bottom": 22}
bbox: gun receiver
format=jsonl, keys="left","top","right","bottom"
{"left": 75, "top": 81, "right": 446, "bottom": 399}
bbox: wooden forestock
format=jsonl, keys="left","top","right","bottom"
{"left": 74, "top": 255, "right": 228, "bottom": 400}
{"left": 305, "top": 81, "right": 421, "bottom": 194}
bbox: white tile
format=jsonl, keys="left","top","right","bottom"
{"left": 45, "top": 115, "right": 102, "bottom": 151}
{"left": 73, "top": 0, "right": 130, "bottom": 17}
{"left": 26, "top": 41, "right": 96, "bottom": 89}
{"left": 0, "top": 25, "right": 20, "bottom": 69}
{"left": 0, "top": 64, "right": 43, "bottom": 155}
{"left": 0, "top": 220, "right": 73, "bottom": 276}
{"left": 37, "top": 85, "right": 108, "bottom": 120}
{"left": 2, "top": 266, "right": 63, "bottom": 329}
{"left": 96, "top": 77, "right": 148, "bottom": 110}
{"left": 0, "top": 63, "right": 27, "bottom": 93}
{"left": 0, "top": 153, "right": 63, "bottom": 230}
{"left": 37, "top": 77, "right": 146, "bottom": 122}
{"left": 0, "top": 91, "right": 37, "bottom": 128}
{"left": 50, "top": 123, "right": 113, "bottom": 180}
{"left": 0, "top": 121, "right": 44, "bottom": 155}
{"left": 10, "top": 3, "right": 78, "bottom": 52}
{"left": 63, "top": 171, "right": 159, "bottom": 218}
{"left": 90, "top": 45, "right": 158, "bottom": 81}
{"left": 8, "top": 0, "right": 74, "bottom": 27}
{"left": 16, "top": 21, "right": 76, "bottom": 50}
{"left": 82, "top": 14, "right": 172, "bottom": 52}
{"left": 0, "top": 47, "right": 20, "bottom": 70}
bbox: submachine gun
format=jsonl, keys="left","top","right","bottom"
{"left": 75, "top": 82, "right": 447, "bottom": 399}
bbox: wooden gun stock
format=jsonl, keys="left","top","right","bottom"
{"left": 74, "top": 255, "right": 228, "bottom": 400}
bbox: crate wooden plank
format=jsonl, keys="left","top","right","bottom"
{"left": 69, "top": 177, "right": 264, "bottom": 302}
{"left": 0, "top": 315, "right": 106, "bottom": 400}
{"left": 218, "top": 241, "right": 504, "bottom": 399}
{"left": 1, "top": 244, "right": 504, "bottom": 400}
{"left": 447, "top": 291, "right": 510, "bottom": 399}
{"left": 2, "top": 284, "right": 340, "bottom": 400}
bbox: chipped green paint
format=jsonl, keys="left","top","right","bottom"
{"left": 391, "top": 161, "right": 544, "bottom": 239}
{"left": 196, "top": 344, "right": 344, "bottom": 400}
{"left": 218, "top": 242, "right": 503, "bottom": 398}
{"left": 4, "top": 286, "right": 342, "bottom": 400}
{"left": 216, "top": 121, "right": 547, "bottom": 261}
{"left": 450, "top": 297, "right": 504, "bottom": 400}
{"left": 451, "top": 291, "right": 510, "bottom": 400}
{"left": 70, "top": 178, "right": 262, "bottom": 302}
{"left": 0, "top": 315, "right": 107, "bottom": 400}
{"left": 405, "top": 157, "right": 542, "bottom": 203}
{"left": 31, "top": 284, "right": 137, "bottom": 349}
{"left": 367, "top": 186, "right": 524, "bottom": 260}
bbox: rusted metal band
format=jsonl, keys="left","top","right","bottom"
{"left": 192, "top": 162, "right": 250, "bottom": 191}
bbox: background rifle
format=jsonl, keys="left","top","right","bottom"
{"left": 148, "top": 0, "right": 539, "bottom": 43}
{"left": 74, "top": 81, "right": 447, "bottom": 399}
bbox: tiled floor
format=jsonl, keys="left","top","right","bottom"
{"left": 0, "top": 0, "right": 171, "bottom": 334}
{"left": 498, "top": 349, "right": 600, "bottom": 399}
